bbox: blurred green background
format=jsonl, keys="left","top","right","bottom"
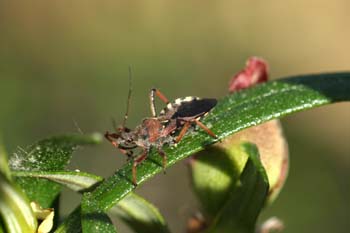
{"left": 0, "top": 1, "right": 349, "bottom": 233}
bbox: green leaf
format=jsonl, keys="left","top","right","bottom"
{"left": 0, "top": 142, "right": 11, "bottom": 181}
{"left": 0, "top": 172, "right": 37, "bottom": 233}
{"left": 81, "top": 197, "right": 118, "bottom": 233}
{"left": 109, "top": 193, "right": 170, "bottom": 233}
{"left": 65, "top": 73, "right": 349, "bottom": 227}
{"left": 54, "top": 207, "right": 81, "bottom": 233}
{"left": 0, "top": 222, "right": 5, "bottom": 233}
{"left": 55, "top": 208, "right": 116, "bottom": 233}
{"left": 206, "top": 143, "right": 269, "bottom": 233}
{"left": 28, "top": 171, "right": 169, "bottom": 233}
{"left": 9, "top": 133, "right": 102, "bottom": 207}
{"left": 12, "top": 171, "right": 103, "bottom": 193}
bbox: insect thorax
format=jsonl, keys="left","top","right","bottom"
{"left": 159, "top": 96, "right": 200, "bottom": 117}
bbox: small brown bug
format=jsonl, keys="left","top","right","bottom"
{"left": 105, "top": 76, "right": 217, "bottom": 185}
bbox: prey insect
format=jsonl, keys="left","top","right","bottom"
{"left": 105, "top": 76, "right": 217, "bottom": 186}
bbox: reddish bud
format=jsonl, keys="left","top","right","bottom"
{"left": 228, "top": 57, "right": 269, "bottom": 93}
{"left": 189, "top": 58, "right": 288, "bottom": 220}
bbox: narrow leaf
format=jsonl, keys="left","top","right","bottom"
{"left": 81, "top": 195, "right": 118, "bottom": 233}
{"left": 0, "top": 222, "right": 5, "bottom": 233}
{"left": 55, "top": 207, "right": 117, "bottom": 233}
{"left": 12, "top": 171, "right": 103, "bottom": 193}
{"left": 54, "top": 207, "right": 81, "bottom": 233}
{"left": 84, "top": 73, "right": 350, "bottom": 212}
{"left": 33, "top": 171, "right": 169, "bottom": 233}
{"left": 109, "top": 193, "right": 170, "bottom": 233}
{"left": 0, "top": 142, "right": 11, "bottom": 181}
{"left": 62, "top": 73, "right": 350, "bottom": 228}
{"left": 0, "top": 172, "right": 37, "bottom": 233}
{"left": 9, "top": 133, "right": 102, "bottom": 207}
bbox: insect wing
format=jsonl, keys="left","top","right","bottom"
{"left": 172, "top": 98, "right": 217, "bottom": 119}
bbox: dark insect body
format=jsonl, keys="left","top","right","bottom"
{"left": 105, "top": 88, "right": 217, "bottom": 185}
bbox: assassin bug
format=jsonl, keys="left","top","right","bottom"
{"left": 105, "top": 72, "right": 217, "bottom": 185}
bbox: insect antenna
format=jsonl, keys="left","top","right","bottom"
{"left": 121, "top": 66, "right": 133, "bottom": 129}
{"left": 72, "top": 118, "right": 84, "bottom": 135}
{"left": 111, "top": 117, "right": 118, "bottom": 131}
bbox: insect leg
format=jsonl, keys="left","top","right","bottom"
{"left": 149, "top": 88, "right": 170, "bottom": 117}
{"left": 157, "top": 147, "right": 167, "bottom": 173}
{"left": 175, "top": 121, "right": 191, "bottom": 143}
{"left": 193, "top": 119, "right": 217, "bottom": 138}
{"left": 132, "top": 149, "right": 148, "bottom": 185}
{"left": 175, "top": 118, "right": 217, "bottom": 142}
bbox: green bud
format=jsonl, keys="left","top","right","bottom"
{"left": 190, "top": 120, "right": 289, "bottom": 217}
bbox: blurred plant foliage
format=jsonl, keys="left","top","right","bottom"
{"left": 0, "top": 73, "right": 348, "bottom": 233}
